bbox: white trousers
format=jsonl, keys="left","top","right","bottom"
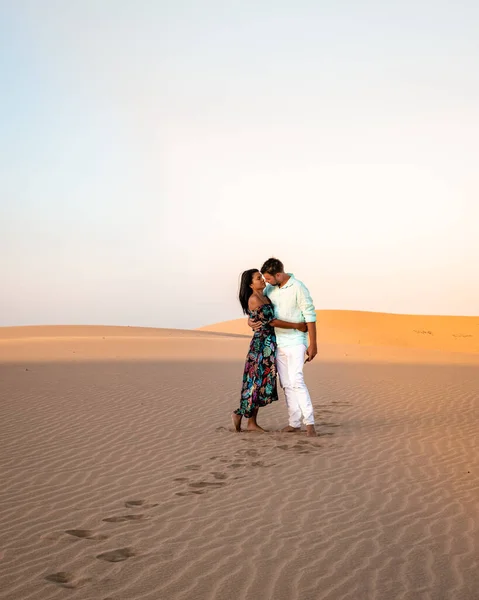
{"left": 276, "top": 344, "right": 315, "bottom": 427}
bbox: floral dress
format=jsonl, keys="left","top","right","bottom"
{"left": 234, "top": 302, "right": 278, "bottom": 418}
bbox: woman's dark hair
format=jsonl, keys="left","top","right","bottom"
{"left": 239, "top": 269, "right": 259, "bottom": 315}
{"left": 261, "top": 257, "right": 284, "bottom": 275}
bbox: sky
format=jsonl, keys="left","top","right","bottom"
{"left": 1, "top": 0, "right": 478, "bottom": 329}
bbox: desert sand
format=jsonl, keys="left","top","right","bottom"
{"left": 0, "top": 312, "right": 478, "bottom": 599}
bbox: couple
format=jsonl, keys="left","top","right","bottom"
{"left": 232, "top": 257, "right": 318, "bottom": 437}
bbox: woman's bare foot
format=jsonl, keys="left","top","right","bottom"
{"left": 281, "top": 425, "right": 301, "bottom": 433}
{"left": 306, "top": 425, "right": 317, "bottom": 437}
{"left": 231, "top": 413, "right": 242, "bottom": 432}
{"left": 246, "top": 422, "right": 267, "bottom": 432}
{"left": 246, "top": 408, "right": 266, "bottom": 432}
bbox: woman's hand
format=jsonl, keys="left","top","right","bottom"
{"left": 297, "top": 322, "right": 308, "bottom": 332}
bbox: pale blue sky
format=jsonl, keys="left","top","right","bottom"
{"left": 1, "top": 1, "right": 478, "bottom": 329}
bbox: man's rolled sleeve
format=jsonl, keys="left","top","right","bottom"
{"left": 298, "top": 284, "right": 316, "bottom": 322}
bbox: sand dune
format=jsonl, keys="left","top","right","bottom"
{"left": 200, "top": 309, "right": 479, "bottom": 353}
{"left": 0, "top": 325, "right": 248, "bottom": 363}
{"left": 0, "top": 323, "right": 478, "bottom": 599}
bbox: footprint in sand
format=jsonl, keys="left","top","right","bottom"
{"left": 184, "top": 465, "right": 201, "bottom": 471}
{"left": 45, "top": 572, "right": 90, "bottom": 589}
{"left": 45, "top": 572, "right": 74, "bottom": 585}
{"left": 188, "top": 481, "right": 226, "bottom": 489}
{"left": 175, "top": 474, "right": 227, "bottom": 496}
{"left": 102, "top": 514, "right": 146, "bottom": 523}
{"left": 65, "top": 529, "right": 107, "bottom": 541}
{"left": 213, "top": 453, "right": 275, "bottom": 470}
{"left": 124, "top": 499, "right": 158, "bottom": 509}
{"left": 291, "top": 444, "right": 311, "bottom": 453}
{"left": 175, "top": 458, "right": 271, "bottom": 494}
{"left": 96, "top": 548, "right": 135, "bottom": 562}
{"left": 276, "top": 442, "right": 321, "bottom": 452}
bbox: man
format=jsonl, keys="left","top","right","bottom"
{"left": 249, "top": 258, "right": 317, "bottom": 436}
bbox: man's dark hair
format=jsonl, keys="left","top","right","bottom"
{"left": 261, "top": 257, "right": 284, "bottom": 275}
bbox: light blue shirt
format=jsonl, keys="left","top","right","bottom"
{"left": 265, "top": 274, "right": 316, "bottom": 348}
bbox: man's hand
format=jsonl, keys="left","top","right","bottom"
{"left": 305, "top": 344, "right": 318, "bottom": 362}
{"left": 298, "top": 322, "right": 308, "bottom": 332}
{"left": 305, "top": 322, "right": 317, "bottom": 362}
{"left": 247, "top": 317, "right": 262, "bottom": 331}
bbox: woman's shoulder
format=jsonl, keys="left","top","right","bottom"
{"left": 248, "top": 296, "right": 272, "bottom": 314}
{"left": 248, "top": 295, "right": 264, "bottom": 311}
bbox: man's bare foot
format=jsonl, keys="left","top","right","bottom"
{"left": 231, "top": 413, "right": 242, "bottom": 432}
{"left": 281, "top": 426, "right": 301, "bottom": 433}
{"left": 246, "top": 422, "right": 267, "bottom": 432}
{"left": 306, "top": 425, "right": 317, "bottom": 437}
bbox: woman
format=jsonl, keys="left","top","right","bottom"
{"left": 232, "top": 269, "right": 308, "bottom": 432}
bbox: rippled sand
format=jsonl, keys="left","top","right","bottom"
{"left": 0, "top": 320, "right": 478, "bottom": 599}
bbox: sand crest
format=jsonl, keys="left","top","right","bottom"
{"left": 200, "top": 309, "right": 479, "bottom": 353}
